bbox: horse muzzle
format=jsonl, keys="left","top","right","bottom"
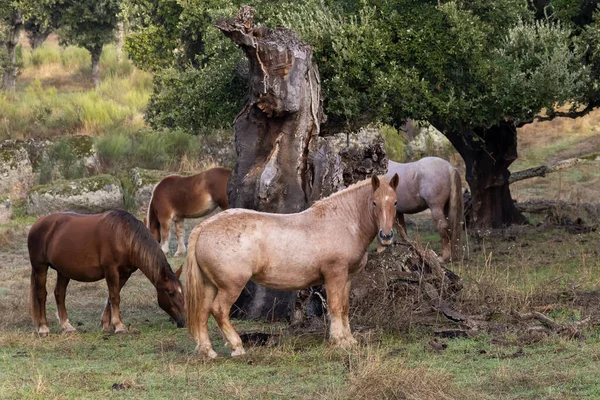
{"left": 378, "top": 229, "right": 394, "bottom": 246}
{"left": 176, "top": 320, "right": 185, "bottom": 328}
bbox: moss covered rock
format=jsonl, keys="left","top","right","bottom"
{"left": 27, "top": 175, "right": 124, "bottom": 216}
{"left": 0, "top": 140, "right": 36, "bottom": 200}
{"left": 129, "top": 167, "right": 171, "bottom": 215}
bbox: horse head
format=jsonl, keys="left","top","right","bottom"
{"left": 371, "top": 173, "right": 399, "bottom": 247}
{"left": 156, "top": 265, "right": 185, "bottom": 328}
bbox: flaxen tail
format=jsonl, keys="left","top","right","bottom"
{"left": 448, "top": 167, "right": 464, "bottom": 260}
{"left": 185, "top": 226, "right": 204, "bottom": 343}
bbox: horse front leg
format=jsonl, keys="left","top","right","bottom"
{"left": 324, "top": 268, "right": 355, "bottom": 348}
{"left": 101, "top": 273, "right": 131, "bottom": 332}
{"left": 54, "top": 273, "right": 76, "bottom": 334}
{"left": 30, "top": 262, "right": 50, "bottom": 336}
{"left": 431, "top": 207, "right": 451, "bottom": 262}
{"left": 105, "top": 269, "right": 127, "bottom": 333}
{"left": 174, "top": 219, "right": 186, "bottom": 257}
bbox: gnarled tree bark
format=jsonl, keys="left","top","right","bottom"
{"left": 217, "top": 7, "right": 324, "bottom": 320}
{"left": 217, "top": 8, "right": 388, "bottom": 321}
{"left": 1, "top": 10, "right": 23, "bottom": 92}
{"left": 445, "top": 122, "right": 527, "bottom": 229}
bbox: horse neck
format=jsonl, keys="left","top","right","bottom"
{"left": 313, "top": 184, "right": 377, "bottom": 248}
{"left": 128, "top": 247, "right": 166, "bottom": 287}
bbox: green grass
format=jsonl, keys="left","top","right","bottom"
{"left": 2, "top": 216, "right": 600, "bottom": 399}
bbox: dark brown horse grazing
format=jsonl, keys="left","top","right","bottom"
{"left": 28, "top": 210, "right": 185, "bottom": 336}
{"left": 146, "top": 167, "right": 232, "bottom": 256}
{"left": 185, "top": 174, "right": 399, "bottom": 358}
{"left": 386, "top": 157, "right": 463, "bottom": 261}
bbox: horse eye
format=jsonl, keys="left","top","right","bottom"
{"left": 394, "top": 201, "right": 397, "bottom": 206}
{"left": 168, "top": 291, "right": 175, "bottom": 297}
{"left": 372, "top": 201, "right": 376, "bottom": 206}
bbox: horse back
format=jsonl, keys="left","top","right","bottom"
{"left": 387, "top": 157, "right": 455, "bottom": 213}
{"left": 28, "top": 213, "right": 126, "bottom": 279}
{"left": 152, "top": 167, "right": 231, "bottom": 216}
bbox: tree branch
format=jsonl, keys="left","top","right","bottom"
{"left": 517, "top": 104, "right": 598, "bottom": 127}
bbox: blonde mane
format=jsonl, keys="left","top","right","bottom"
{"left": 310, "top": 175, "right": 387, "bottom": 211}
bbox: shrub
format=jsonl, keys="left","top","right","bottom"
{"left": 30, "top": 45, "right": 61, "bottom": 67}
{"left": 38, "top": 138, "right": 87, "bottom": 184}
{"left": 95, "top": 133, "right": 133, "bottom": 171}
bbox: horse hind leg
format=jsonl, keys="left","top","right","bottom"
{"left": 211, "top": 286, "right": 246, "bottom": 357}
{"left": 159, "top": 213, "right": 173, "bottom": 255}
{"left": 54, "top": 273, "right": 76, "bottom": 334}
{"left": 174, "top": 219, "right": 186, "bottom": 257}
{"left": 30, "top": 262, "right": 50, "bottom": 336}
{"left": 431, "top": 207, "right": 451, "bottom": 262}
{"left": 195, "top": 274, "right": 218, "bottom": 358}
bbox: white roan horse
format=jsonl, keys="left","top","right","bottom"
{"left": 386, "top": 157, "right": 463, "bottom": 261}
{"left": 185, "top": 174, "right": 399, "bottom": 358}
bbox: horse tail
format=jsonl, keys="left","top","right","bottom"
{"left": 185, "top": 225, "right": 204, "bottom": 343}
{"left": 448, "top": 167, "right": 463, "bottom": 260}
{"left": 147, "top": 192, "right": 161, "bottom": 243}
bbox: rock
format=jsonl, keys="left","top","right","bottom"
{"left": 129, "top": 168, "right": 171, "bottom": 215}
{"left": 0, "top": 197, "right": 12, "bottom": 224}
{"left": 1, "top": 136, "right": 100, "bottom": 201}
{"left": 406, "top": 123, "right": 452, "bottom": 158}
{"left": 0, "top": 140, "right": 36, "bottom": 200}
{"left": 26, "top": 175, "right": 124, "bottom": 216}
{"left": 309, "top": 127, "right": 388, "bottom": 202}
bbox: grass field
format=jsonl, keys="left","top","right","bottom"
{"left": 1, "top": 212, "right": 599, "bottom": 399}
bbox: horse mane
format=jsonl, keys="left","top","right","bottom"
{"left": 100, "top": 209, "right": 174, "bottom": 283}
{"left": 310, "top": 177, "right": 376, "bottom": 212}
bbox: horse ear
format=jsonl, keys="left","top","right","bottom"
{"left": 389, "top": 173, "right": 400, "bottom": 190}
{"left": 371, "top": 175, "right": 380, "bottom": 191}
{"left": 175, "top": 264, "right": 183, "bottom": 278}
{"left": 143, "top": 217, "right": 147, "bottom": 226}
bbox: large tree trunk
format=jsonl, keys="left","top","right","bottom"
{"left": 1, "top": 11, "right": 23, "bottom": 92}
{"left": 216, "top": 7, "right": 325, "bottom": 320}
{"left": 90, "top": 47, "right": 102, "bottom": 88}
{"left": 445, "top": 122, "right": 526, "bottom": 229}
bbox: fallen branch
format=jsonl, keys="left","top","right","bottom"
{"left": 513, "top": 310, "right": 591, "bottom": 338}
{"left": 509, "top": 154, "right": 599, "bottom": 184}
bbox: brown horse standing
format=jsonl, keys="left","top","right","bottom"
{"left": 386, "top": 157, "right": 463, "bottom": 261}
{"left": 28, "top": 210, "right": 185, "bottom": 336}
{"left": 146, "top": 167, "right": 232, "bottom": 256}
{"left": 185, "top": 174, "right": 399, "bottom": 358}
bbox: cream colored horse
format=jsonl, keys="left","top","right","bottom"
{"left": 386, "top": 157, "right": 463, "bottom": 261}
{"left": 185, "top": 174, "right": 399, "bottom": 358}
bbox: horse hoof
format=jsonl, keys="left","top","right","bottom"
{"left": 61, "top": 328, "right": 77, "bottom": 335}
{"left": 231, "top": 347, "right": 246, "bottom": 357}
{"left": 174, "top": 251, "right": 185, "bottom": 257}
{"left": 198, "top": 348, "right": 218, "bottom": 359}
{"left": 114, "top": 326, "right": 128, "bottom": 334}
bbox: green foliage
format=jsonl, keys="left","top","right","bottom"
{"left": 94, "top": 132, "right": 133, "bottom": 170}
{"left": 55, "top": 0, "right": 120, "bottom": 55}
{"left": 38, "top": 138, "right": 87, "bottom": 184}
{"left": 379, "top": 125, "right": 407, "bottom": 163}
{"left": 94, "top": 128, "right": 202, "bottom": 172}
{"left": 145, "top": 58, "right": 245, "bottom": 134}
